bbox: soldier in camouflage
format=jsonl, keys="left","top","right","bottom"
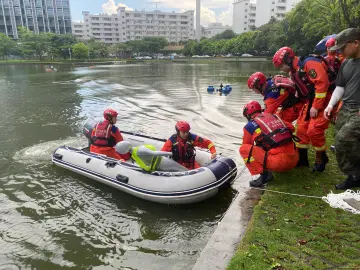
{"left": 324, "top": 28, "right": 360, "bottom": 189}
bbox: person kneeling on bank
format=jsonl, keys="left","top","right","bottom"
{"left": 239, "top": 101, "right": 299, "bottom": 187}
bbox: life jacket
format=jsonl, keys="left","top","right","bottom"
{"left": 91, "top": 121, "right": 116, "bottom": 147}
{"left": 264, "top": 75, "right": 299, "bottom": 109}
{"left": 253, "top": 113, "right": 294, "bottom": 151}
{"left": 290, "top": 55, "right": 337, "bottom": 98}
{"left": 169, "top": 134, "right": 196, "bottom": 168}
{"left": 273, "top": 75, "right": 297, "bottom": 94}
{"left": 131, "top": 145, "right": 161, "bottom": 172}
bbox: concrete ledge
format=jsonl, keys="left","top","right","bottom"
{"left": 192, "top": 164, "right": 255, "bottom": 270}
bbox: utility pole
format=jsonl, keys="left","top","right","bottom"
{"left": 196, "top": 0, "right": 201, "bottom": 41}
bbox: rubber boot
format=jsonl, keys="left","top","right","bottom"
{"left": 250, "top": 171, "right": 274, "bottom": 187}
{"left": 296, "top": 148, "right": 309, "bottom": 167}
{"left": 312, "top": 151, "right": 329, "bottom": 172}
{"left": 336, "top": 175, "right": 360, "bottom": 190}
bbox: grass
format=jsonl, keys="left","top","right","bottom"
{"left": 228, "top": 126, "right": 360, "bottom": 270}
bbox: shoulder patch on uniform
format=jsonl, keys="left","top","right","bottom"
{"left": 244, "top": 121, "right": 259, "bottom": 135}
{"left": 197, "top": 137, "right": 204, "bottom": 143}
{"left": 308, "top": 69, "right": 317, "bottom": 79}
{"left": 111, "top": 125, "right": 118, "bottom": 133}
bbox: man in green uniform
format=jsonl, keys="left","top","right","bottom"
{"left": 324, "top": 28, "right": 360, "bottom": 189}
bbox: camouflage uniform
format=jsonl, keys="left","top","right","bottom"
{"left": 335, "top": 105, "right": 360, "bottom": 177}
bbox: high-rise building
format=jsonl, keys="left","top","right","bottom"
{"left": 255, "top": 0, "right": 299, "bottom": 28}
{"left": 233, "top": 0, "right": 299, "bottom": 34}
{"left": 0, "top": 0, "right": 72, "bottom": 39}
{"left": 73, "top": 8, "right": 195, "bottom": 44}
{"left": 232, "top": 0, "right": 251, "bottom": 34}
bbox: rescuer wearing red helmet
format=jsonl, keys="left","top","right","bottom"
{"left": 272, "top": 46, "right": 336, "bottom": 172}
{"left": 239, "top": 101, "right": 299, "bottom": 187}
{"left": 247, "top": 72, "right": 304, "bottom": 123}
{"left": 161, "top": 121, "right": 217, "bottom": 169}
{"left": 325, "top": 37, "right": 344, "bottom": 74}
{"left": 90, "top": 109, "right": 130, "bottom": 160}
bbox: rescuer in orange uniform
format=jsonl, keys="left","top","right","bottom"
{"left": 90, "top": 109, "right": 130, "bottom": 160}
{"left": 161, "top": 121, "right": 217, "bottom": 169}
{"left": 324, "top": 37, "right": 344, "bottom": 74}
{"left": 247, "top": 72, "right": 304, "bottom": 123}
{"left": 272, "top": 47, "right": 336, "bottom": 172}
{"left": 239, "top": 101, "right": 299, "bottom": 187}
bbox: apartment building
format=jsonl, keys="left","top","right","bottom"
{"left": 72, "top": 7, "right": 195, "bottom": 44}
{"left": 233, "top": 0, "right": 299, "bottom": 34}
{"left": 232, "top": 0, "right": 252, "bottom": 34}
{"left": 0, "top": 0, "right": 72, "bottom": 39}
{"left": 204, "top": 23, "right": 232, "bottom": 38}
{"left": 255, "top": 0, "right": 300, "bottom": 27}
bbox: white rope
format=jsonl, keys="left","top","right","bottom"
{"left": 250, "top": 187, "right": 323, "bottom": 199}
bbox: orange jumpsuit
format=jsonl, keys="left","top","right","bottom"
{"left": 262, "top": 79, "right": 304, "bottom": 123}
{"left": 239, "top": 114, "right": 299, "bottom": 175}
{"left": 161, "top": 133, "right": 216, "bottom": 169}
{"left": 90, "top": 121, "right": 130, "bottom": 160}
{"left": 290, "top": 56, "right": 331, "bottom": 151}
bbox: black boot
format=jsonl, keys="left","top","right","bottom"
{"left": 296, "top": 148, "right": 309, "bottom": 167}
{"left": 312, "top": 151, "right": 329, "bottom": 172}
{"left": 336, "top": 176, "right": 360, "bottom": 190}
{"left": 250, "top": 171, "right": 274, "bottom": 187}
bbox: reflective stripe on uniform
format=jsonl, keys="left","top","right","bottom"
{"left": 296, "top": 143, "right": 310, "bottom": 149}
{"left": 244, "top": 157, "right": 255, "bottom": 163}
{"left": 208, "top": 143, "right": 214, "bottom": 149}
{"left": 255, "top": 128, "right": 261, "bottom": 134}
{"left": 315, "top": 92, "right": 327, "bottom": 99}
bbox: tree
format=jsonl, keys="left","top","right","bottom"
{"left": 213, "top": 30, "right": 236, "bottom": 40}
{"left": 17, "top": 27, "right": 52, "bottom": 60}
{"left": 0, "top": 33, "right": 15, "bottom": 60}
{"left": 72, "top": 43, "right": 88, "bottom": 59}
{"left": 110, "top": 43, "right": 132, "bottom": 58}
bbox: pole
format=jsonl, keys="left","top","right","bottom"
{"left": 196, "top": 0, "right": 201, "bottom": 41}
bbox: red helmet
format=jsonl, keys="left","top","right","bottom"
{"left": 248, "top": 72, "right": 267, "bottom": 91}
{"left": 104, "top": 108, "right": 118, "bottom": 120}
{"left": 325, "top": 37, "right": 336, "bottom": 48}
{"left": 175, "top": 121, "right": 190, "bottom": 132}
{"left": 273, "top": 47, "right": 295, "bottom": 68}
{"left": 243, "top": 101, "right": 262, "bottom": 120}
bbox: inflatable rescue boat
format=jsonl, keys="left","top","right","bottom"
{"left": 51, "top": 121, "right": 238, "bottom": 204}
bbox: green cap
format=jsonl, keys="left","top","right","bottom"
{"left": 331, "top": 28, "right": 360, "bottom": 50}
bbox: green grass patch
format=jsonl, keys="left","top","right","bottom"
{"left": 228, "top": 126, "right": 360, "bottom": 270}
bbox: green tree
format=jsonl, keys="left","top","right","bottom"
{"left": 18, "top": 27, "right": 52, "bottom": 60}
{"left": 72, "top": 43, "right": 89, "bottom": 59}
{"left": 213, "top": 29, "right": 236, "bottom": 40}
{"left": 0, "top": 33, "right": 15, "bottom": 60}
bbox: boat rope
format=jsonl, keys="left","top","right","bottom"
{"left": 250, "top": 187, "right": 323, "bottom": 199}
{"left": 234, "top": 166, "right": 323, "bottom": 199}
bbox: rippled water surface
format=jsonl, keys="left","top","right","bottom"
{"left": 0, "top": 61, "right": 274, "bottom": 269}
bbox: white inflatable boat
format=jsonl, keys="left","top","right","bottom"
{"left": 52, "top": 123, "right": 238, "bottom": 205}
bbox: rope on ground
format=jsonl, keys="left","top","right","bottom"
{"left": 250, "top": 187, "right": 323, "bottom": 199}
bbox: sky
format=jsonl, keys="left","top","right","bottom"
{"left": 70, "top": 0, "right": 233, "bottom": 27}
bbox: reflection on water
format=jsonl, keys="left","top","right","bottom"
{"left": 0, "top": 61, "right": 272, "bottom": 269}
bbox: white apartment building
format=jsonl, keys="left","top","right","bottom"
{"left": 255, "top": 0, "right": 300, "bottom": 28}
{"left": 232, "top": 0, "right": 256, "bottom": 34}
{"left": 72, "top": 8, "right": 194, "bottom": 44}
{"left": 204, "top": 23, "right": 232, "bottom": 38}
{"left": 233, "top": 0, "right": 299, "bottom": 34}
